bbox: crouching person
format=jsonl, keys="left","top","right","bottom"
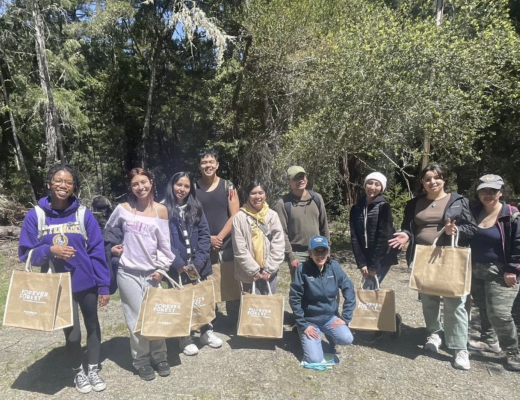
{"left": 289, "top": 236, "right": 355, "bottom": 363}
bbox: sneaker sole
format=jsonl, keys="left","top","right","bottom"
{"left": 138, "top": 373, "right": 155, "bottom": 381}
{"left": 76, "top": 386, "right": 92, "bottom": 394}
{"left": 468, "top": 345, "right": 502, "bottom": 354}
{"left": 453, "top": 363, "right": 470, "bottom": 371}
{"left": 157, "top": 370, "right": 171, "bottom": 377}
{"left": 92, "top": 384, "right": 107, "bottom": 392}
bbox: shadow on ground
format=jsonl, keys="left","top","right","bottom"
{"left": 11, "top": 346, "right": 70, "bottom": 395}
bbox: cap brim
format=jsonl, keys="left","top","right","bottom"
{"left": 477, "top": 182, "right": 502, "bottom": 191}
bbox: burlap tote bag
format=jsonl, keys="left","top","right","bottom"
{"left": 409, "top": 228, "right": 471, "bottom": 297}
{"left": 237, "top": 281, "right": 284, "bottom": 339}
{"left": 134, "top": 271, "right": 194, "bottom": 340}
{"left": 350, "top": 277, "right": 396, "bottom": 332}
{"left": 211, "top": 254, "right": 241, "bottom": 302}
{"left": 3, "top": 250, "right": 73, "bottom": 331}
{"left": 183, "top": 278, "right": 216, "bottom": 330}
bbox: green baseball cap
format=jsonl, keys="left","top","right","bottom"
{"left": 287, "top": 166, "right": 306, "bottom": 180}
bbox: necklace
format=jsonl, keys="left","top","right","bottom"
{"left": 429, "top": 193, "right": 448, "bottom": 208}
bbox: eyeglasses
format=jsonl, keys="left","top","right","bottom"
{"left": 51, "top": 179, "right": 74, "bottom": 187}
{"left": 311, "top": 248, "right": 328, "bottom": 256}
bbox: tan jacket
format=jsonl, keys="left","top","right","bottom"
{"left": 232, "top": 208, "right": 285, "bottom": 283}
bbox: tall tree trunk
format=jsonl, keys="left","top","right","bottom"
{"left": 339, "top": 151, "right": 363, "bottom": 206}
{"left": 32, "top": 0, "right": 66, "bottom": 167}
{"left": 0, "top": 65, "right": 37, "bottom": 203}
{"left": 141, "top": 35, "right": 162, "bottom": 168}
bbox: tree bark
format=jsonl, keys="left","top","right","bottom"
{"left": 339, "top": 151, "right": 363, "bottom": 206}
{"left": 0, "top": 64, "right": 37, "bottom": 203}
{"left": 32, "top": 0, "right": 66, "bottom": 167}
{"left": 141, "top": 32, "right": 163, "bottom": 168}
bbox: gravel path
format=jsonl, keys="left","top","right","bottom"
{"left": 1, "top": 241, "right": 519, "bottom": 400}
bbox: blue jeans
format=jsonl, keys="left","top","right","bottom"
{"left": 362, "top": 264, "right": 392, "bottom": 290}
{"left": 298, "top": 316, "right": 354, "bottom": 363}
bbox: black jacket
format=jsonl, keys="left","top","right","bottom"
{"left": 401, "top": 192, "right": 477, "bottom": 266}
{"left": 349, "top": 194, "right": 398, "bottom": 272}
{"left": 102, "top": 226, "right": 123, "bottom": 295}
{"left": 471, "top": 202, "right": 520, "bottom": 276}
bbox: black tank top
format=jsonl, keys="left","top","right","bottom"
{"left": 196, "top": 178, "right": 230, "bottom": 236}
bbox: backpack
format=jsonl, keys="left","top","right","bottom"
{"left": 282, "top": 190, "right": 322, "bottom": 220}
{"left": 34, "top": 205, "right": 88, "bottom": 244}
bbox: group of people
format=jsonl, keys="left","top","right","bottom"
{"left": 17, "top": 152, "right": 520, "bottom": 393}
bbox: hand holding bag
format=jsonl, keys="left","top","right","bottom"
{"left": 237, "top": 281, "right": 284, "bottom": 339}
{"left": 134, "top": 270, "right": 194, "bottom": 339}
{"left": 409, "top": 227, "right": 471, "bottom": 297}
{"left": 181, "top": 275, "right": 216, "bottom": 330}
{"left": 3, "top": 250, "right": 73, "bottom": 331}
{"left": 349, "top": 276, "right": 396, "bottom": 332}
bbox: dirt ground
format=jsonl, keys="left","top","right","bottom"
{"left": 1, "top": 239, "right": 519, "bottom": 400}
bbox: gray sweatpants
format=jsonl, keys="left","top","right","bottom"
{"left": 117, "top": 268, "right": 168, "bottom": 370}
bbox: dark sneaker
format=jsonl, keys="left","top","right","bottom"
{"left": 155, "top": 361, "right": 171, "bottom": 377}
{"left": 506, "top": 351, "right": 520, "bottom": 371}
{"left": 74, "top": 369, "right": 92, "bottom": 394}
{"left": 87, "top": 366, "right": 106, "bottom": 392}
{"left": 137, "top": 365, "right": 155, "bottom": 381}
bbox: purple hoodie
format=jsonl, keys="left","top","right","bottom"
{"left": 18, "top": 196, "right": 111, "bottom": 295}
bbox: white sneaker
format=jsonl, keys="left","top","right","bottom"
{"left": 200, "top": 330, "right": 223, "bottom": 348}
{"left": 468, "top": 340, "right": 502, "bottom": 354}
{"left": 453, "top": 349, "right": 471, "bottom": 370}
{"left": 424, "top": 333, "right": 442, "bottom": 353}
{"left": 179, "top": 336, "right": 199, "bottom": 356}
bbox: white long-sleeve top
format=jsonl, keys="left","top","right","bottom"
{"left": 105, "top": 205, "right": 174, "bottom": 272}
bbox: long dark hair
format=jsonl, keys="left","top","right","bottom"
{"left": 164, "top": 172, "right": 203, "bottom": 226}
{"left": 127, "top": 167, "right": 155, "bottom": 207}
{"left": 416, "top": 164, "right": 450, "bottom": 195}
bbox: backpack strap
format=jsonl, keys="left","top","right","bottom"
{"left": 34, "top": 205, "right": 46, "bottom": 240}
{"left": 76, "top": 205, "right": 88, "bottom": 244}
{"left": 283, "top": 190, "right": 322, "bottom": 221}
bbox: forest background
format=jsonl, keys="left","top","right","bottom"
{"left": 1, "top": 0, "right": 520, "bottom": 228}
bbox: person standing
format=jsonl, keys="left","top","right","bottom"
{"left": 164, "top": 172, "right": 222, "bottom": 355}
{"left": 350, "top": 172, "right": 398, "bottom": 289}
{"left": 195, "top": 149, "right": 240, "bottom": 323}
{"left": 274, "top": 166, "right": 329, "bottom": 280}
{"left": 232, "top": 181, "right": 285, "bottom": 294}
{"left": 467, "top": 174, "right": 520, "bottom": 371}
{"left": 105, "top": 168, "right": 174, "bottom": 381}
{"left": 19, "top": 164, "right": 110, "bottom": 393}
{"left": 389, "top": 164, "right": 477, "bottom": 370}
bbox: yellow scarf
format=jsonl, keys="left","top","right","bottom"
{"left": 240, "top": 202, "right": 269, "bottom": 267}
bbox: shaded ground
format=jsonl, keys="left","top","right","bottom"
{"left": 1, "top": 239, "right": 519, "bottom": 400}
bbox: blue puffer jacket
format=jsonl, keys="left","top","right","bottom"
{"left": 290, "top": 258, "right": 356, "bottom": 331}
{"left": 168, "top": 212, "right": 212, "bottom": 285}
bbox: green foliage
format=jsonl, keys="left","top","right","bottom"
{"left": 384, "top": 185, "right": 411, "bottom": 230}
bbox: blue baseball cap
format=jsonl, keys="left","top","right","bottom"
{"left": 308, "top": 235, "right": 329, "bottom": 251}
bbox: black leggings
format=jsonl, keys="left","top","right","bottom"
{"left": 63, "top": 288, "right": 101, "bottom": 367}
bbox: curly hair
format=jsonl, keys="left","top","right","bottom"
{"left": 46, "top": 164, "right": 80, "bottom": 193}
